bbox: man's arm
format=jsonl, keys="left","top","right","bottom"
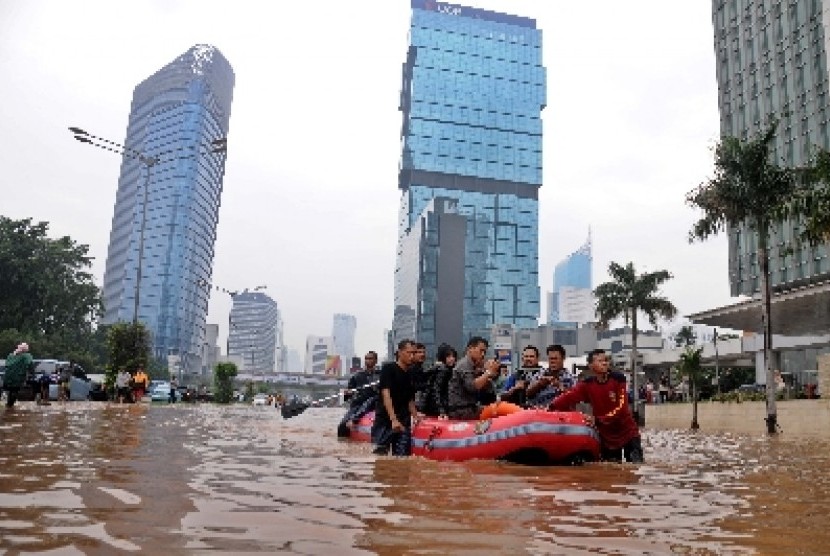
{"left": 526, "top": 371, "right": 557, "bottom": 398}
{"left": 549, "top": 381, "right": 586, "bottom": 411}
{"left": 381, "top": 388, "right": 402, "bottom": 431}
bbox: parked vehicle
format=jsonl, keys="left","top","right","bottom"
{"left": 150, "top": 382, "right": 179, "bottom": 402}
{"left": 252, "top": 393, "right": 270, "bottom": 406}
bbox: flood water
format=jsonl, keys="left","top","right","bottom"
{"left": 1, "top": 402, "right": 828, "bottom": 555}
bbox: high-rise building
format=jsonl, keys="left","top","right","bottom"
{"left": 549, "top": 235, "right": 594, "bottom": 325}
{"left": 304, "top": 335, "right": 336, "bottom": 375}
{"left": 393, "top": 0, "right": 546, "bottom": 357}
{"left": 227, "top": 290, "right": 282, "bottom": 374}
{"left": 332, "top": 313, "right": 357, "bottom": 374}
{"left": 712, "top": 1, "right": 829, "bottom": 294}
{"left": 100, "top": 45, "right": 234, "bottom": 374}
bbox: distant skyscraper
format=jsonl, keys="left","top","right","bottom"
{"left": 393, "top": 0, "right": 546, "bottom": 357}
{"left": 549, "top": 235, "right": 593, "bottom": 325}
{"left": 332, "top": 313, "right": 356, "bottom": 373}
{"left": 227, "top": 291, "right": 282, "bottom": 373}
{"left": 100, "top": 45, "right": 234, "bottom": 373}
{"left": 712, "top": 1, "right": 830, "bottom": 293}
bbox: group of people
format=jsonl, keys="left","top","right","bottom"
{"left": 337, "top": 338, "right": 643, "bottom": 463}
{"left": 115, "top": 367, "right": 150, "bottom": 403}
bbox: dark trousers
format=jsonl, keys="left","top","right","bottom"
{"left": 4, "top": 388, "right": 19, "bottom": 408}
{"left": 371, "top": 420, "right": 412, "bottom": 456}
{"left": 601, "top": 436, "right": 644, "bottom": 463}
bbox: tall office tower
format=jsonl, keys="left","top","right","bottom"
{"left": 394, "top": 0, "right": 546, "bottom": 357}
{"left": 227, "top": 290, "right": 281, "bottom": 374}
{"left": 712, "top": 1, "right": 829, "bottom": 294}
{"left": 101, "top": 45, "right": 234, "bottom": 374}
{"left": 549, "top": 235, "right": 594, "bottom": 325}
{"left": 332, "top": 313, "right": 357, "bottom": 373}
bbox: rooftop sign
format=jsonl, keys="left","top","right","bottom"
{"left": 411, "top": 0, "right": 536, "bottom": 29}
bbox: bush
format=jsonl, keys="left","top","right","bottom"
{"left": 213, "top": 362, "right": 238, "bottom": 404}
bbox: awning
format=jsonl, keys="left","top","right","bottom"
{"left": 687, "top": 280, "right": 830, "bottom": 335}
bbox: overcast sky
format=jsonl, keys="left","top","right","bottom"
{"left": 0, "top": 1, "right": 731, "bottom": 361}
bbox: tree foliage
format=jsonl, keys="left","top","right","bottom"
{"left": 677, "top": 347, "right": 707, "bottom": 430}
{"left": 674, "top": 325, "right": 697, "bottom": 348}
{"left": 0, "top": 217, "right": 107, "bottom": 371}
{"left": 213, "top": 362, "right": 238, "bottom": 404}
{"left": 594, "top": 261, "right": 677, "bottom": 422}
{"left": 685, "top": 121, "right": 801, "bottom": 433}
{"left": 0, "top": 217, "right": 102, "bottom": 336}
{"left": 594, "top": 262, "right": 677, "bottom": 330}
{"left": 106, "top": 322, "right": 151, "bottom": 374}
{"left": 685, "top": 122, "right": 796, "bottom": 241}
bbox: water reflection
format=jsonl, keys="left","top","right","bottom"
{"left": 1, "top": 403, "right": 829, "bottom": 554}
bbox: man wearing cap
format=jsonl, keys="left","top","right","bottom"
{"left": 3, "top": 343, "right": 34, "bottom": 408}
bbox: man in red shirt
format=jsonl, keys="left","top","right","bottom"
{"left": 549, "top": 348, "right": 643, "bottom": 463}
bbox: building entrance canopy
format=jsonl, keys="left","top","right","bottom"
{"left": 688, "top": 281, "right": 830, "bottom": 335}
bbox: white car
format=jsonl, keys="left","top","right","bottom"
{"left": 252, "top": 393, "right": 270, "bottom": 406}
{"left": 150, "top": 382, "right": 180, "bottom": 402}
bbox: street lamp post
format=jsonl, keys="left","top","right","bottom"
{"left": 69, "top": 127, "right": 227, "bottom": 367}
{"left": 714, "top": 328, "right": 720, "bottom": 395}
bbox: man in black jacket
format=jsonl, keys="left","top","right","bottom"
{"left": 337, "top": 351, "right": 381, "bottom": 437}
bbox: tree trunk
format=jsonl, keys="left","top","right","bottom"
{"left": 759, "top": 229, "right": 778, "bottom": 434}
{"left": 631, "top": 313, "right": 640, "bottom": 426}
{"left": 691, "top": 379, "right": 699, "bottom": 430}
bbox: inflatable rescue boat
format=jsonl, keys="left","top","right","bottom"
{"left": 348, "top": 409, "right": 600, "bottom": 464}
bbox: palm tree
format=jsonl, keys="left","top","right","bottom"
{"left": 686, "top": 121, "right": 798, "bottom": 434}
{"left": 594, "top": 261, "right": 678, "bottom": 424}
{"left": 674, "top": 325, "right": 697, "bottom": 347}
{"left": 677, "top": 347, "right": 704, "bottom": 430}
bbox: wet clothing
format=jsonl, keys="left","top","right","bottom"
{"left": 3, "top": 351, "right": 33, "bottom": 408}
{"left": 526, "top": 368, "right": 575, "bottom": 408}
{"left": 446, "top": 356, "right": 494, "bottom": 420}
{"left": 418, "top": 363, "right": 453, "bottom": 416}
{"left": 371, "top": 362, "right": 415, "bottom": 455}
{"left": 337, "top": 368, "right": 381, "bottom": 437}
{"left": 549, "top": 371, "right": 641, "bottom": 459}
{"left": 345, "top": 368, "right": 381, "bottom": 409}
{"left": 3, "top": 352, "right": 33, "bottom": 390}
{"left": 500, "top": 366, "right": 540, "bottom": 406}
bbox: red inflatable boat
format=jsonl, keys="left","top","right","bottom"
{"left": 348, "top": 409, "right": 600, "bottom": 464}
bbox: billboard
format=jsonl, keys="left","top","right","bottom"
{"left": 324, "top": 355, "right": 342, "bottom": 376}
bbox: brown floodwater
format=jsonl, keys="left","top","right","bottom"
{"left": 0, "top": 401, "right": 828, "bottom": 555}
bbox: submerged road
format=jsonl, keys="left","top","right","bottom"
{"left": 1, "top": 401, "right": 829, "bottom": 554}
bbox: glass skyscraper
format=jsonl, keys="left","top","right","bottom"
{"left": 549, "top": 235, "right": 593, "bottom": 325}
{"left": 101, "top": 45, "right": 234, "bottom": 374}
{"left": 712, "top": 0, "right": 829, "bottom": 295}
{"left": 394, "top": 0, "right": 546, "bottom": 357}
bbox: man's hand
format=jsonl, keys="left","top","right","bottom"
{"left": 391, "top": 419, "right": 404, "bottom": 432}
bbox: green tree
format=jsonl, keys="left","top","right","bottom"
{"left": 594, "top": 261, "right": 678, "bottom": 423}
{"left": 686, "top": 121, "right": 799, "bottom": 434}
{"left": 0, "top": 217, "right": 102, "bottom": 336}
{"left": 674, "top": 325, "right": 697, "bottom": 347}
{"left": 106, "top": 322, "right": 151, "bottom": 374}
{"left": 793, "top": 149, "right": 830, "bottom": 242}
{"left": 213, "top": 362, "right": 238, "bottom": 404}
{"left": 677, "top": 347, "right": 707, "bottom": 430}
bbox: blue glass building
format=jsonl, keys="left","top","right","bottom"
{"left": 549, "top": 236, "right": 593, "bottom": 325}
{"left": 101, "top": 45, "right": 234, "bottom": 374}
{"left": 394, "top": 0, "right": 546, "bottom": 356}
